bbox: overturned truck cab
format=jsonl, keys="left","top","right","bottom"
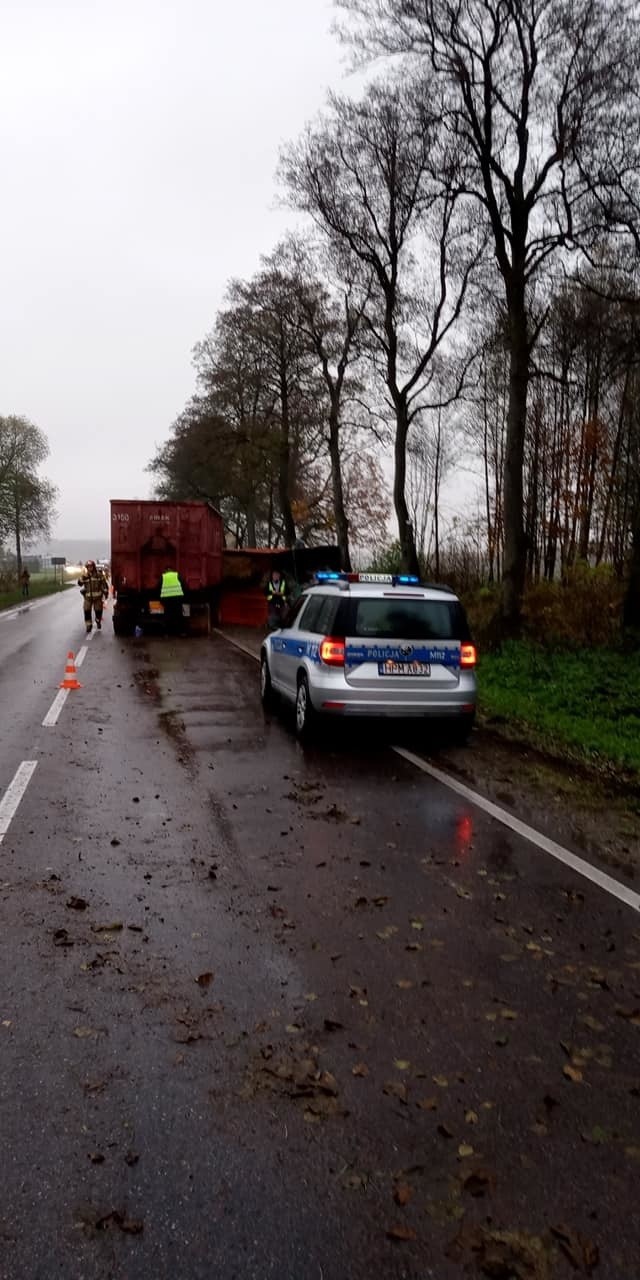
{"left": 110, "top": 499, "right": 224, "bottom": 637}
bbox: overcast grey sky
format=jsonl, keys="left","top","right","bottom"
{"left": 0, "top": 0, "right": 345, "bottom": 540}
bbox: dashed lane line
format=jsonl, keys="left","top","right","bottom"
{"left": 0, "top": 762, "right": 38, "bottom": 844}
{"left": 216, "top": 629, "right": 640, "bottom": 915}
{"left": 42, "top": 689, "right": 69, "bottom": 728}
{"left": 42, "top": 636, "right": 92, "bottom": 727}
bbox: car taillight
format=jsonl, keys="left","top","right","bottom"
{"left": 460, "top": 643, "right": 477, "bottom": 668}
{"left": 319, "top": 636, "right": 345, "bottom": 667}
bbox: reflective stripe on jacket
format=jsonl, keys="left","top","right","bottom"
{"left": 267, "top": 578, "right": 287, "bottom": 602}
{"left": 160, "top": 571, "right": 184, "bottom": 599}
{"left": 79, "top": 572, "right": 107, "bottom": 601}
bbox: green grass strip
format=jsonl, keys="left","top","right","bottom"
{"left": 478, "top": 641, "right": 640, "bottom": 778}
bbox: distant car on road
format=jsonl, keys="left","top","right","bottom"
{"left": 260, "top": 572, "right": 477, "bottom": 742}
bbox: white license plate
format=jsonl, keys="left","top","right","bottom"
{"left": 378, "top": 660, "right": 431, "bottom": 677}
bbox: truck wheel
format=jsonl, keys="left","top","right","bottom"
{"left": 295, "top": 675, "right": 318, "bottom": 741}
{"left": 260, "top": 655, "right": 276, "bottom": 711}
{"left": 113, "top": 614, "right": 134, "bottom": 637}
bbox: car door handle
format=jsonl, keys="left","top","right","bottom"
{"left": 297, "top": 645, "right": 304, "bottom": 654}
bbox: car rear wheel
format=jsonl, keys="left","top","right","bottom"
{"left": 295, "top": 675, "right": 317, "bottom": 741}
{"left": 260, "top": 655, "right": 276, "bottom": 710}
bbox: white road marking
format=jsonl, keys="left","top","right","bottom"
{"left": 42, "top": 642, "right": 89, "bottom": 726}
{"left": 0, "top": 762, "right": 38, "bottom": 844}
{"left": 393, "top": 746, "right": 640, "bottom": 914}
{"left": 42, "top": 689, "right": 70, "bottom": 727}
{"left": 215, "top": 629, "right": 640, "bottom": 914}
{"left": 75, "top": 643, "right": 90, "bottom": 667}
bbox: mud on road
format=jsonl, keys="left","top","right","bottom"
{"left": 1, "top": 625, "right": 639, "bottom": 1280}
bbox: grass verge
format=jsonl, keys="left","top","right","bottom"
{"left": 0, "top": 576, "right": 70, "bottom": 612}
{"left": 478, "top": 642, "right": 640, "bottom": 782}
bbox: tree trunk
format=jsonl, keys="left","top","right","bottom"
{"left": 501, "top": 300, "right": 529, "bottom": 633}
{"left": 14, "top": 491, "right": 22, "bottom": 577}
{"left": 278, "top": 366, "right": 296, "bottom": 547}
{"left": 393, "top": 399, "right": 420, "bottom": 577}
{"left": 246, "top": 504, "right": 257, "bottom": 548}
{"left": 434, "top": 408, "right": 442, "bottom": 580}
{"left": 623, "top": 499, "right": 640, "bottom": 633}
{"left": 327, "top": 395, "right": 351, "bottom": 572}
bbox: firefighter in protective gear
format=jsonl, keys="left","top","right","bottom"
{"left": 265, "top": 568, "right": 288, "bottom": 630}
{"left": 78, "top": 560, "right": 108, "bottom": 633}
{"left": 160, "top": 566, "right": 185, "bottom": 636}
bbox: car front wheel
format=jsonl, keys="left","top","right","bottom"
{"left": 260, "top": 655, "right": 276, "bottom": 710}
{"left": 295, "top": 675, "right": 317, "bottom": 741}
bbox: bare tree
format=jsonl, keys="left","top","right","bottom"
{"left": 280, "top": 77, "right": 479, "bottom": 576}
{"left": 281, "top": 237, "right": 372, "bottom": 570}
{"left": 338, "top": 0, "right": 640, "bottom": 630}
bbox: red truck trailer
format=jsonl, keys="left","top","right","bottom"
{"left": 110, "top": 499, "right": 224, "bottom": 636}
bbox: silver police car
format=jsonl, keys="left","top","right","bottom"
{"left": 260, "top": 573, "right": 477, "bottom": 741}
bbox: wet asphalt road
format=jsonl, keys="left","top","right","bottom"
{"left": 1, "top": 591, "right": 640, "bottom": 1280}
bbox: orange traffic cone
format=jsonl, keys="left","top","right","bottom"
{"left": 60, "top": 651, "right": 83, "bottom": 690}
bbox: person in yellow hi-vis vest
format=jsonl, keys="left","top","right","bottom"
{"left": 160, "top": 566, "right": 185, "bottom": 636}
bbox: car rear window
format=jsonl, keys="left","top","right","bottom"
{"left": 348, "top": 597, "right": 470, "bottom": 641}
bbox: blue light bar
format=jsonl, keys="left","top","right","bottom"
{"left": 315, "top": 571, "right": 347, "bottom": 582}
{"left": 393, "top": 574, "right": 420, "bottom": 586}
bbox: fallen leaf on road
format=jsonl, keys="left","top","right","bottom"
{"left": 396, "top": 979, "right": 413, "bottom": 990}
{"left": 91, "top": 922, "right": 123, "bottom": 933}
{"left": 580, "top": 1015, "right": 605, "bottom": 1032}
{"left": 563, "top": 1065, "right": 583, "bottom": 1083}
{"left": 437, "top": 1123, "right": 454, "bottom": 1139}
{"left": 342, "top": 1171, "right": 368, "bottom": 1190}
{"left": 53, "top": 928, "right": 73, "bottom": 947}
{"left": 433, "top": 1075, "right": 449, "bottom": 1088}
{"left": 324, "top": 1018, "right": 344, "bottom": 1032}
{"left": 625, "top": 1145, "right": 640, "bottom": 1159}
{"left": 447, "top": 1225, "right": 552, "bottom": 1278}
{"left": 377, "top": 926, "right": 399, "bottom": 940}
{"left": 383, "top": 1081, "right": 408, "bottom": 1103}
{"left": 67, "top": 897, "right": 88, "bottom": 911}
{"left": 581, "top": 1125, "right": 610, "bottom": 1146}
{"left": 88, "top": 1152, "right": 104, "bottom": 1164}
{"left": 73, "top": 1027, "right": 100, "bottom": 1039}
{"left": 386, "top": 1224, "right": 417, "bottom": 1242}
{"left": 458, "top": 1144, "right": 474, "bottom": 1158}
{"left": 195, "top": 972, "right": 214, "bottom": 988}
{"left": 352, "top": 1063, "right": 369, "bottom": 1078}
{"left": 124, "top": 1152, "right": 139, "bottom": 1166}
{"left": 405, "top": 943, "right": 423, "bottom": 952}
{"left": 393, "top": 1059, "right": 411, "bottom": 1071}
{"left": 465, "top": 1110, "right": 479, "bottom": 1125}
{"left": 416, "top": 1096, "right": 438, "bottom": 1111}
{"left": 410, "top": 920, "right": 424, "bottom": 931}
{"left": 393, "top": 1182, "right": 414, "bottom": 1206}
{"left": 285, "top": 1023, "right": 302, "bottom": 1034}
{"left": 550, "top": 1224, "right": 599, "bottom": 1274}
{"left": 616, "top": 1007, "right": 640, "bottom": 1026}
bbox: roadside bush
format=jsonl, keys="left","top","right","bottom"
{"left": 465, "top": 564, "right": 624, "bottom": 650}
{"left": 523, "top": 564, "right": 623, "bottom": 649}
